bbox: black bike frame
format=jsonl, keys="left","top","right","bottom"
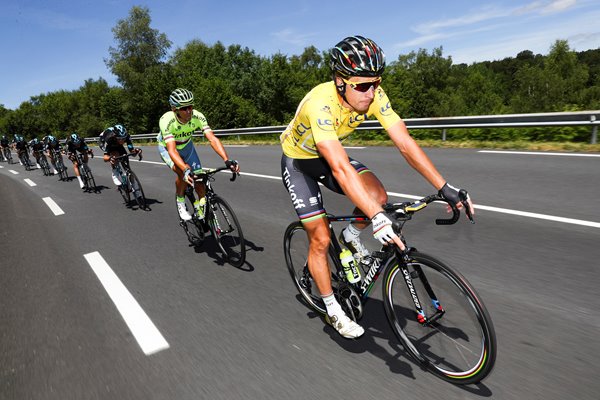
{"left": 327, "top": 213, "right": 446, "bottom": 326}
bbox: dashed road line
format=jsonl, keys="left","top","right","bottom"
{"left": 9, "top": 170, "right": 18, "bottom": 174}
{"left": 24, "top": 178, "right": 36, "bottom": 186}
{"left": 84, "top": 251, "right": 170, "bottom": 356}
{"left": 42, "top": 197, "right": 65, "bottom": 216}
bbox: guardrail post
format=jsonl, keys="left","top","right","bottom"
{"left": 591, "top": 116, "right": 598, "bottom": 144}
{"left": 442, "top": 129, "right": 447, "bottom": 141}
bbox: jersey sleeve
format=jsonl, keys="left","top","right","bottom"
{"left": 369, "top": 87, "right": 401, "bottom": 130}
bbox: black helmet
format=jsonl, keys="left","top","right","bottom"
{"left": 330, "top": 35, "right": 386, "bottom": 78}
{"left": 169, "top": 88, "right": 194, "bottom": 108}
{"left": 114, "top": 124, "right": 127, "bottom": 138}
{"left": 70, "top": 133, "right": 81, "bottom": 144}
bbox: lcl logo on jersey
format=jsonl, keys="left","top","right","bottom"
{"left": 349, "top": 114, "right": 366, "bottom": 127}
{"left": 317, "top": 119, "right": 335, "bottom": 131}
{"left": 380, "top": 102, "right": 392, "bottom": 116}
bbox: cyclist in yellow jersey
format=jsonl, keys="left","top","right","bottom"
{"left": 158, "top": 88, "right": 240, "bottom": 221}
{"left": 280, "top": 35, "right": 474, "bottom": 339}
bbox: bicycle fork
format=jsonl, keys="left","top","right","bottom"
{"left": 399, "top": 255, "right": 445, "bottom": 326}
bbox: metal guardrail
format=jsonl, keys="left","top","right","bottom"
{"left": 118, "top": 110, "right": 600, "bottom": 144}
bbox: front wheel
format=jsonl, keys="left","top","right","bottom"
{"left": 382, "top": 251, "right": 496, "bottom": 385}
{"left": 82, "top": 164, "right": 96, "bottom": 191}
{"left": 207, "top": 195, "right": 245, "bottom": 267}
{"left": 128, "top": 171, "right": 147, "bottom": 209}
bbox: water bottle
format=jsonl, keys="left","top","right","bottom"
{"left": 340, "top": 248, "right": 361, "bottom": 284}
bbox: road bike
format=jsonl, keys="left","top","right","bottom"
{"left": 51, "top": 149, "right": 69, "bottom": 181}
{"left": 37, "top": 152, "right": 51, "bottom": 176}
{"left": 112, "top": 152, "right": 147, "bottom": 209}
{"left": 18, "top": 149, "right": 32, "bottom": 171}
{"left": 178, "top": 167, "right": 246, "bottom": 267}
{"left": 283, "top": 192, "right": 496, "bottom": 385}
{"left": 71, "top": 150, "right": 96, "bottom": 191}
{"left": 2, "top": 147, "right": 12, "bottom": 163}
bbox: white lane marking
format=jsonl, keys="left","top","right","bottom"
{"left": 116, "top": 157, "right": 600, "bottom": 229}
{"left": 84, "top": 251, "right": 169, "bottom": 356}
{"left": 344, "top": 146, "right": 366, "bottom": 149}
{"left": 42, "top": 197, "right": 65, "bottom": 216}
{"left": 224, "top": 145, "right": 249, "bottom": 147}
{"left": 24, "top": 178, "right": 37, "bottom": 186}
{"left": 479, "top": 150, "right": 600, "bottom": 157}
{"left": 386, "top": 191, "right": 600, "bottom": 229}
{"left": 9, "top": 170, "right": 18, "bottom": 174}
{"left": 0, "top": 165, "right": 3, "bottom": 169}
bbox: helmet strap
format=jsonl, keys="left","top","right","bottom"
{"left": 333, "top": 73, "right": 348, "bottom": 102}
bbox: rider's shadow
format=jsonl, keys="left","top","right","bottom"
{"left": 302, "top": 297, "right": 493, "bottom": 395}
{"left": 189, "top": 237, "right": 252, "bottom": 272}
{"left": 124, "top": 197, "right": 162, "bottom": 211}
{"left": 303, "top": 299, "right": 416, "bottom": 380}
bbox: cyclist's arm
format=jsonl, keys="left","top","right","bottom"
{"left": 387, "top": 121, "right": 474, "bottom": 213}
{"left": 316, "top": 139, "right": 383, "bottom": 219}
{"left": 165, "top": 140, "right": 189, "bottom": 172}
{"left": 204, "top": 129, "right": 229, "bottom": 162}
{"left": 386, "top": 121, "right": 446, "bottom": 190}
{"left": 205, "top": 130, "right": 239, "bottom": 172}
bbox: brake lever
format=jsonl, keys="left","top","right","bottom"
{"left": 459, "top": 189, "right": 475, "bottom": 224}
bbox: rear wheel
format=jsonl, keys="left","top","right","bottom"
{"left": 208, "top": 195, "right": 245, "bottom": 267}
{"left": 283, "top": 222, "right": 344, "bottom": 315}
{"left": 382, "top": 251, "right": 496, "bottom": 385}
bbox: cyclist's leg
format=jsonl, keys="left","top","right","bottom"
{"left": 179, "top": 143, "right": 207, "bottom": 217}
{"left": 159, "top": 143, "right": 192, "bottom": 220}
{"left": 281, "top": 154, "right": 364, "bottom": 338}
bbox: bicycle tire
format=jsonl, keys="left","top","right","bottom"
{"left": 382, "top": 250, "right": 496, "bottom": 385}
{"left": 128, "top": 171, "right": 147, "bottom": 209}
{"left": 83, "top": 164, "right": 97, "bottom": 191}
{"left": 119, "top": 179, "right": 131, "bottom": 204}
{"left": 208, "top": 195, "right": 245, "bottom": 267}
{"left": 40, "top": 156, "right": 50, "bottom": 176}
{"left": 56, "top": 157, "right": 68, "bottom": 181}
{"left": 283, "top": 222, "right": 343, "bottom": 315}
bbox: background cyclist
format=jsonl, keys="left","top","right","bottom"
{"left": 28, "top": 137, "right": 45, "bottom": 170}
{"left": 1, "top": 135, "right": 10, "bottom": 161}
{"left": 42, "top": 134, "right": 61, "bottom": 175}
{"left": 158, "top": 88, "right": 240, "bottom": 221}
{"left": 99, "top": 124, "right": 141, "bottom": 188}
{"left": 13, "top": 135, "right": 29, "bottom": 166}
{"left": 65, "top": 132, "right": 93, "bottom": 189}
{"left": 280, "top": 35, "right": 474, "bottom": 339}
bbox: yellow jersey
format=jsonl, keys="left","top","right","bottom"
{"left": 280, "top": 81, "right": 401, "bottom": 159}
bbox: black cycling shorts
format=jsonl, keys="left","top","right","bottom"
{"left": 280, "top": 154, "right": 370, "bottom": 223}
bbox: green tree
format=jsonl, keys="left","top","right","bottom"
{"left": 105, "top": 6, "right": 172, "bottom": 133}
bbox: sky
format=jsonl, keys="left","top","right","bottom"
{"left": 1, "top": 0, "right": 599, "bottom": 110}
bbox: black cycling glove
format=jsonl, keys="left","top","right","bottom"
{"left": 225, "top": 159, "right": 238, "bottom": 170}
{"left": 439, "top": 182, "right": 467, "bottom": 205}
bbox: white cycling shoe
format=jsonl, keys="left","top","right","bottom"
{"left": 112, "top": 172, "right": 121, "bottom": 186}
{"left": 177, "top": 202, "right": 192, "bottom": 221}
{"left": 325, "top": 313, "right": 365, "bottom": 339}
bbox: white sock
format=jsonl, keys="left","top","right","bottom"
{"left": 322, "top": 293, "right": 342, "bottom": 317}
{"left": 77, "top": 175, "right": 84, "bottom": 187}
{"left": 343, "top": 223, "right": 362, "bottom": 242}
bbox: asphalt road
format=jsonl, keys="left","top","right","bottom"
{"left": 1, "top": 145, "right": 599, "bottom": 400}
